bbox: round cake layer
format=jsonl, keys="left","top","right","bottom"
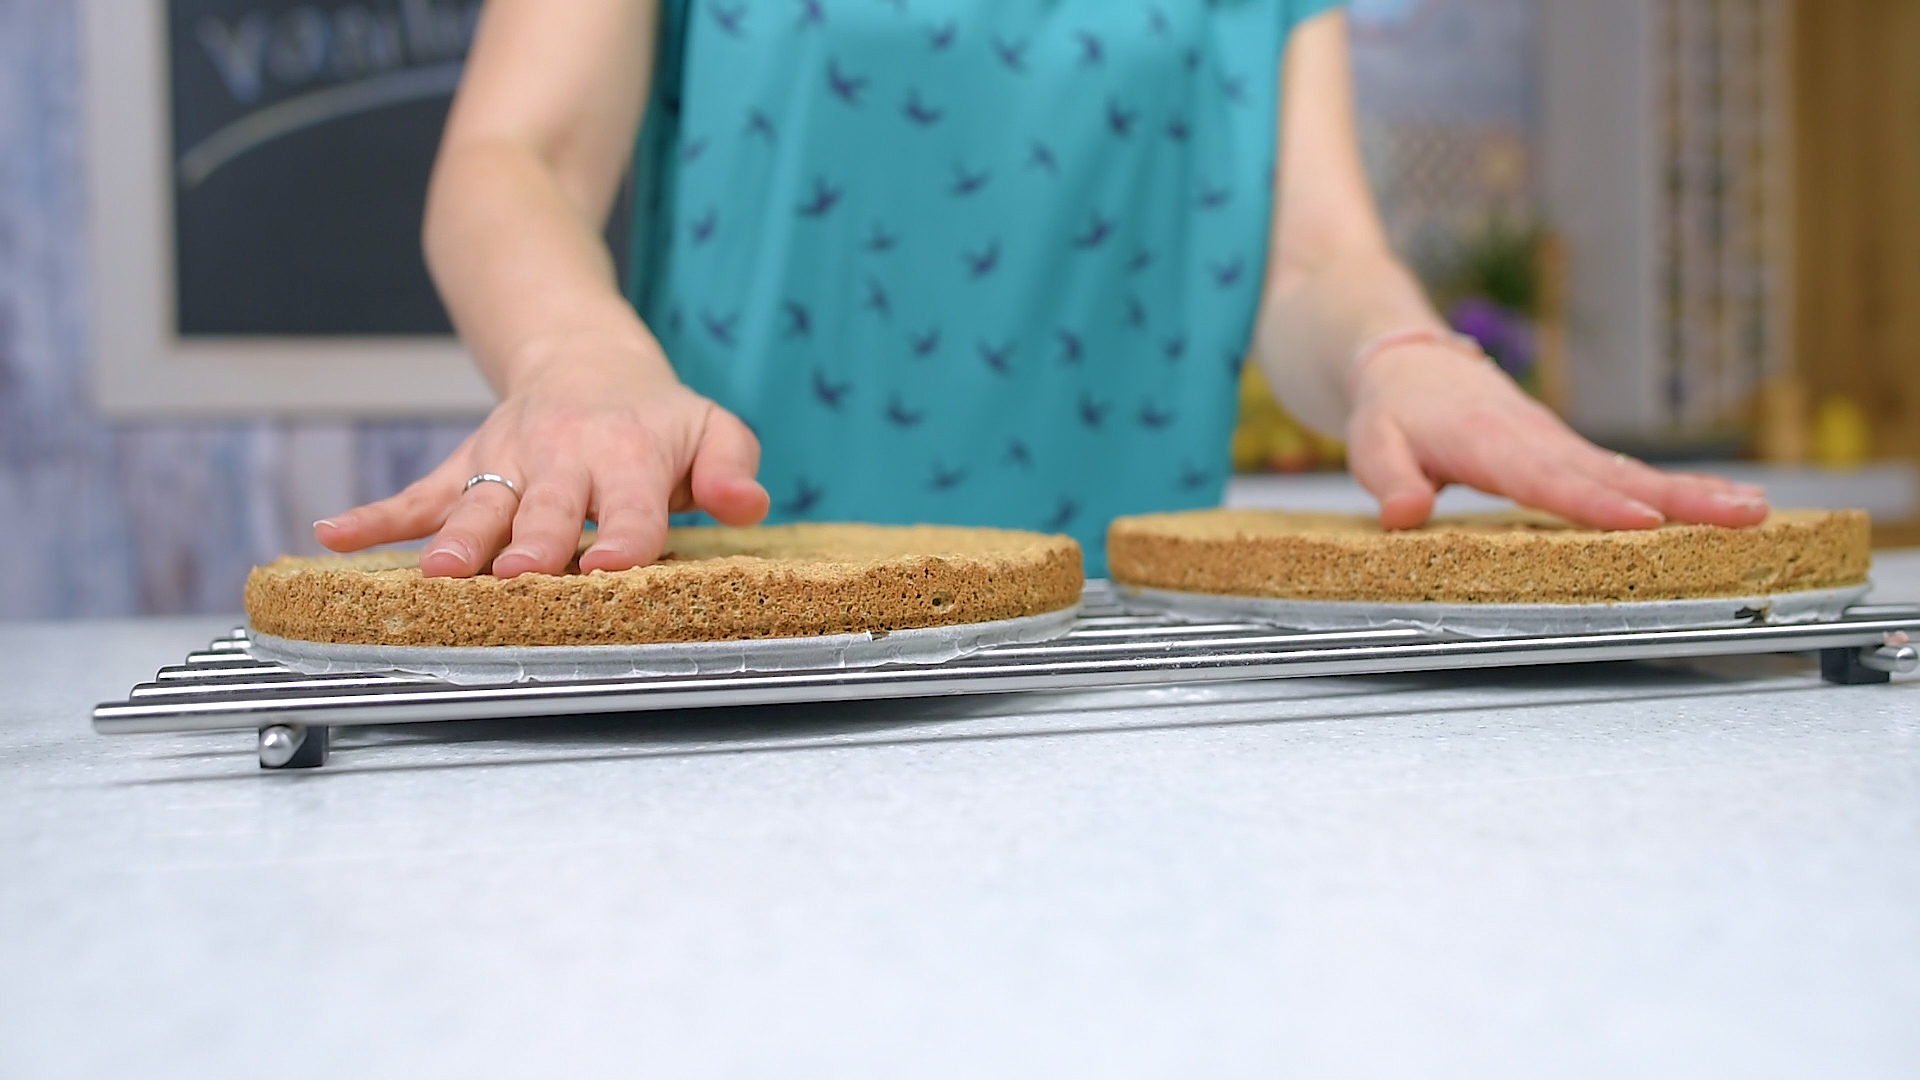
{"left": 246, "top": 523, "right": 1084, "bottom": 647}
{"left": 1107, "top": 508, "right": 1870, "bottom": 604}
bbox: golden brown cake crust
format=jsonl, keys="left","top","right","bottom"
{"left": 1107, "top": 508, "right": 1871, "bottom": 604}
{"left": 246, "top": 523, "right": 1084, "bottom": 647}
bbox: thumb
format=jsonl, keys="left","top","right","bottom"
{"left": 690, "top": 406, "right": 770, "bottom": 526}
{"left": 1347, "top": 409, "right": 1436, "bottom": 530}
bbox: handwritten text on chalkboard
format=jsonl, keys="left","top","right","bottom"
{"left": 169, "top": 1, "right": 480, "bottom": 336}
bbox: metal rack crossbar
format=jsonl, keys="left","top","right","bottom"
{"left": 93, "top": 584, "right": 1920, "bottom": 770}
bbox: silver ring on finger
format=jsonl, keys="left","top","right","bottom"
{"left": 464, "top": 472, "right": 521, "bottom": 499}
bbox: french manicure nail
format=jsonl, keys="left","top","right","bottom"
{"left": 426, "top": 541, "right": 470, "bottom": 565}
{"left": 312, "top": 519, "right": 337, "bottom": 530}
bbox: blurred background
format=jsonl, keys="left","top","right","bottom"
{"left": 1, "top": 0, "right": 1915, "bottom": 618}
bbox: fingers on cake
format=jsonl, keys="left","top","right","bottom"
{"left": 1106, "top": 508, "right": 1872, "bottom": 636}
{"left": 244, "top": 523, "right": 1085, "bottom": 681}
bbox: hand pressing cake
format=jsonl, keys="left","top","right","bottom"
{"left": 1107, "top": 508, "right": 1870, "bottom": 605}
{"left": 246, "top": 523, "right": 1083, "bottom": 647}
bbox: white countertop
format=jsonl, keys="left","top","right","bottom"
{"left": 5, "top": 555, "right": 1920, "bottom": 1078}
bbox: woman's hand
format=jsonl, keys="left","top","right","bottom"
{"left": 1261, "top": 13, "right": 1769, "bottom": 534}
{"left": 314, "top": 0, "right": 737, "bottom": 577}
{"left": 1345, "top": 344, "right": 1770, "bottom": 530}
{"left": 314, "top": 347, "right": 769, "bottom": 577}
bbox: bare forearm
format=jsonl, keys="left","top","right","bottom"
{"left": 1253, "top": 243, "right": 1446, "bottom": 436}
{"left": 319, "top": 0, "right": 771, "bottom": 578}
{"left": 423, "top": 139, "right": 671, "bottom": 397}
{"left": 1254, "top": 10, "right": 1448, "bottom": 437}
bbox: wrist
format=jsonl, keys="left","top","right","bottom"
{"left": 1345, "top": 326, "right": 1488, "bottom": 401}
{"left": 498, "top": 326, "right": 678, "bottom": 397}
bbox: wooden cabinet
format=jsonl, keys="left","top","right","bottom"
{"left": 1793, "top": 0, "right": 1920, "bottom": 469}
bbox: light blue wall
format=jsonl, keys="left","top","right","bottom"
{"left": 0, "top": 0, "right": 1536, "bottom": 618}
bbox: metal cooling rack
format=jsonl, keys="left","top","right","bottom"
{"left": 94, "top": 582, "right": 1920, "bottom": 770}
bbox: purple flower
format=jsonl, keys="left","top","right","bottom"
{"left": 1449, "top": 297, "right": 1536, "bottom": 378}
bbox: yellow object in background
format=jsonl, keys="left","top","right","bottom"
{"left": 1810, "top": 395, "right": 1873, "bottom": 469}
{"left": 1753, "top": 377, "right": 1811, "bottom": 465}
{"left": 1231, "top": 362, "right": 1346, "bottom": 473}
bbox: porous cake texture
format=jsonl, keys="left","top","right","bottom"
{"left": 1107, "top": 508, "right": 1870, "bottom": 604}
{"left": 247, "top": 523, "right": 1084, "bottom": 647}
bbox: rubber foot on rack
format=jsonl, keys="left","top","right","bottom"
{"left": 1820, "top": 647, "right": 1891, "bottom": 685}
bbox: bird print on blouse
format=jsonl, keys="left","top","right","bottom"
{"left": 629, "top": 0, "right": 1343, "bottom": 573}
{"left": 908, "top": 327, "right": 942, "bottom": 358}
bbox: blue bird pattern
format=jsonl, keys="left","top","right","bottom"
{"left": 1056, "top": 328, "right": 1084, "bottom": 364}
{"left": 709, "top": 2, "right": 747, "bottom": 37}
{"left": 783, "top": 299, "right": 812, "bottom": 337}
{"left": 978, "top": 339, "right": 1016, "bottom": 376}
{"left": 796, "top": 176, "right": 842, "bottom": 216}
{"left": 1076, "top": 30, "right": 1105, "bottom": 65}
{"left": 812, "top": 368, "right": 852, "bottom": 409}
{"left": 1071, "top": 212, "right": 1115, "bottom": 250}
{"left": 864, "top": 222, "right": 899, "bottom": 252}
{"left": 950, "top": 162, "right": 991, "bottom": 196}
{"left": 990, "top": 36, "right": 1029, "bottom": 72}
{"left": 909, "top": 327, "right": 942, "bottom": 358}
{"left": 780, "top": 477, "right": 825, "bottom": 515}
{"left": 826, "top": 60, "right": 868, "bottom": 105}
{"left": 630, "top": 0, "right": 1337, "bottom": 573}
{"left": 862, "top": 277, "right": 892, "bottom": 319}
{"left": 885, "top": 394, "right": 926, "bottom": 427}
{"left": 962, "top": 240, "right": 1001, "bottom": 278}
{"left": 903, "top": 91, "right": 944, "bottom": 126}
{"left": 689, "top": 207, "right": 719, "bottom": 245}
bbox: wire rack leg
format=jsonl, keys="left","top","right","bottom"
{"left": 258, "top": 724, "right": 330, "bottom": 769}
{"left": 1820, "top": 647, "right": 1891, "bottom": 685}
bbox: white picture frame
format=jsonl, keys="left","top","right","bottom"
{"left": 79, "top": 0, "right": 494, "bottom": 417}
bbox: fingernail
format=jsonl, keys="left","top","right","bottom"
{"left": 498, "top": 547, "right": 537, "bottom": 564}
{"left": 1716, "top": 491, "right": 1768, "bottom": 511}
{"left": 1729, "top": 482, "right": 1766, "bottom": 496}
{"left": 313, "top": 519, "right": 337, "bottom": 531}
{"left": 426, "top": 540, "right": 470, "bottom": 565}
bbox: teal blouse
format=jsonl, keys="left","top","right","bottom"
{"left": 627, "top": 0, "right": 1342, "bottom": 573}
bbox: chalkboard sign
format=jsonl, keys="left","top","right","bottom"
{"left": 167, "top": 1, "right": 480, "bottom": 335}
{"left": 82, "top": 0, "right": 625, "bottom": 414}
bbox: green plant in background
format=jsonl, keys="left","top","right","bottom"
{"left": 1441, "top": 215, "right": 1543, "bottom": 313}
{"left": 1433, "top": 215, "right": 1546, "bottom": 396}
